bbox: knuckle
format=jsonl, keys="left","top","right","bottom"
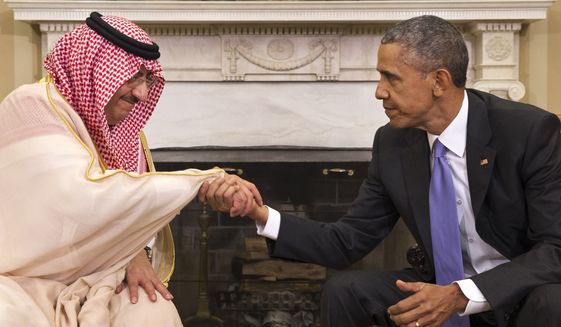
{"left": 428, "top": 312, "right": 438, "bottom": 323}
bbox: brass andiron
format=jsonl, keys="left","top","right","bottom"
{"left": 184, "top": 204, "right": 223, "bottom": 327}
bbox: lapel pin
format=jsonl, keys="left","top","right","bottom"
{"left": 480, "top": 158, "right": 489, "bottom": 166}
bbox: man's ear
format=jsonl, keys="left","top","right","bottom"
{"left": 432, "top": 68, "right": 453, "bottom": 97}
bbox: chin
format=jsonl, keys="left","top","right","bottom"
{"left": 114, "top": 117, "right": 128, "bottom": 125}
{"left": 388, "top": 119, "right": 412, "bottom": 130}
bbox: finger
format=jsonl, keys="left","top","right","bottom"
{"left": 243, "top": 180, "right": 263, "bottom": 206}
{"left": 238, "top": 184, "right": 254, "bottom": 216}
{"left": 412, "top": 317, "right": 438, "bottom": 327}
{"left": 223, "top": 182, "right": 240, "bottom": 208}
{"left": 388, "top": 289, "right": 434, "bottom": 326}
{"left": 230, "top": 185, "right": 248, "bottom": 217}
{"left": 404, "top": 321, "right": 426, "bottom": 327}
{"left": 154, "top": 281, "right": 174, "bottom": 301}
{"left": 115, "top": 282, "right": 124, "bottom": 294}
{"left": 389, "top": 305, "right": 424, "bottom": 326}
{"left": 213, "top": 180, "right": 237, "bottom": 211}
{"left": 128, "top": 281, "right": 139, "bottom": 304}
{"left": 141, "top": 281, "right": 158, "bottom": 302}
{"left": 240, "top": 195, "right": 257, "bottom": 218}
{"left": 228, "top": 192, "right": 244, "bottom": 217}
{"left": 211, "top": 178, "right": 230, "bottom": 210}
{"left": 387, "top": 293, "right": 421, "bottom": 316}
{"left": 396, "top": 280, "right": 425, "bottom": 293}
{"left": 204, "top": 178, "right": 228, "bottom": 211}
{"left": 230, "top": 192, "right": 248, "bottom": 217}
{"left": 222, "top": 178, "right": 253, "bottom": 216}
{"left": 205, "top": 177, "right": 226, "bottom": 202}
{"left": 198, "top": 181, "right": 209, "bottom": 203}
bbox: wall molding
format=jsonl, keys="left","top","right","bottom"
{"left": 5, "top": 1, "right": 554, "bottom": 23}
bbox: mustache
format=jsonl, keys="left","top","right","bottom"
{"left": 122, "top": 95, "right": 139, "bottom": 105}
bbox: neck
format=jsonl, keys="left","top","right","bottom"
{"left": 425, "top": 88, "right": 465, "bottom": 135}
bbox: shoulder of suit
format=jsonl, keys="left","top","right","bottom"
{"left": 467, "top": 88, "right": 553, "bottom": 121}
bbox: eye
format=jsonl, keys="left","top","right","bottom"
{"left": 146, "top": 74, "right": 156, "bottom": 86}
{"left": 386, "top": 73, "right": 399, "bottom": 82}
{"left": 128, "top": 73, "right": 143, "bottom": 82}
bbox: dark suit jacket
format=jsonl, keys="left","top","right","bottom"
{"left": 269, "top": 89, "right": 561, "bottom": 326}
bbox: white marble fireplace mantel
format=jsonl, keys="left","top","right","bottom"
{"left": 5, "top": 1, "right": 554, "bottom": 23}
{"left": 6, "top": 0, "right": 555, "bottom": 149}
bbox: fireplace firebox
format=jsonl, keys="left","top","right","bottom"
{"left": 154, "top": 148, "right": 415, "bottom": 326}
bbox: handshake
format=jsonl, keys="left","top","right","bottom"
{"left": 197, "top": 174, "right": 269, "bottom": 225}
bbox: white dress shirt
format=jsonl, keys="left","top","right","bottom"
{"left": 257, "top": 90, "right": 509, "bottom": 315}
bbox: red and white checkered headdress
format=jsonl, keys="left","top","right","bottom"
{"left": 44, "top": 14, "right": 164, "bottom": 172}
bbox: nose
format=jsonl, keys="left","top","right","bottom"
{"left": 375, "top": 83, "right": 389, "bottom": 100}
{"left": 131, "top": 81, "right": 150, "bottom": 102}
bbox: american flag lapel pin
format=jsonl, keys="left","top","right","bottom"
{"left": 480, "top": 158, "right": 489, "bottom": 166}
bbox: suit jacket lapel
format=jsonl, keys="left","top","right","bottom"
{"left": 466, "top": 90, "right": 496, "bottom": 218}
{"left": 401, "top": 128, "right": 433, "bottom": 258}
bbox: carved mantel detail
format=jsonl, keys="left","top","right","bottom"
{"left": 223, "top": 37, "right": 339, "bottom": 81}
{"left": 468, "top": 22, "right": 525, "bottom": 100}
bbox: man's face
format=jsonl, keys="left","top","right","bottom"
{"left": 375, "top": 43, "right": 436, "bottom": 130}
{"left": 104, "top": 66, "right": 154, "bottom": 126}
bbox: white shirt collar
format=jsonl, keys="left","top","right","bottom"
{"left": 427, "top": 90, "right": 468, "bottom": 158}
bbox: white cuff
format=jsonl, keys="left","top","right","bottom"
{"left": 146, "top": 236, "right": 156, "bottom": 249}
{"left": 256, "top": 206, "right": 281, "bottom": 240}
{"left": 455, "top": 279, "right": 491, "bottom": 315}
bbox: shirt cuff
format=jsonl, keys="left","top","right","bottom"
{"left": 455, "top": 279, "right": 491, "bottom": 316}
{"left": 146, "top": 236, "right": 156, "bottom": 249}
{"left": 256, "top": 206, "right": 281, "bottom": 240}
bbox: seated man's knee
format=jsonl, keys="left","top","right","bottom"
{"left": 110, "top": 288, "right": 181, "bottom": 327}
{"left": 322, "top": 271, "right": 359, "bottom": 301}
{"left": 515, "top": 284, "right": 561, "bottom": 326}
{"left": 321, "top": 270, "right": 397, "bottom": 327}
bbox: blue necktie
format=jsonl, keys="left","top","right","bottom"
{"left": 429, "top": 139, "right": 469, "bottom": 327}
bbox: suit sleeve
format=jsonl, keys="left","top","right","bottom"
{"left": 268, "top": 128, "right": 401, "bottom": 270}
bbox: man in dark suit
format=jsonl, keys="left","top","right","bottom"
{"left": 200, "top": 15, "right": 561, "bottom": 327}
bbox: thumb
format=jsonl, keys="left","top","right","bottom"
{"left": 198, "top": 181, "right": 209, "bottom": 203}
{"left": 396, "top": 279, "right": 425, "bottom": 293}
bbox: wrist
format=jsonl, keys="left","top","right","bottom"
{"left": 249, "top": 205, "right": 269, "bottom": 225}
{"left": 451, "top": 283, "right": 469, "bottom": 312}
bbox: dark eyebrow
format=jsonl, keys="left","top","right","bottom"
{"left": 377, "top": 68, "right": 401, "bottom": 81}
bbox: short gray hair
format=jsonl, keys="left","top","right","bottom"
{"left": 381, "top": 15, "right": 468, "bottom": 87}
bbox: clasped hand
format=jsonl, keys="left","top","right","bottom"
{"left": 198, "top": 173, "right": 263, "bottom": 217}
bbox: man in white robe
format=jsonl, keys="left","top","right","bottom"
{"left": 0, "top": 12, "right": 259, "bottom": 326}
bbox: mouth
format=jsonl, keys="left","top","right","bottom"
{"left": 384, "top": 106, "right": 399, "bottom": 119}
{"left": 121, "top": 96, "right": 139, "bottom": 105}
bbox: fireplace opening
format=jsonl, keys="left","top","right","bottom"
{"left": 154, "top": 147, "right": 415, "bottom": 326}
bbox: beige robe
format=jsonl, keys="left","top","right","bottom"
{"left": 0, "top": 81, "right": 222, "bottom": 326}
